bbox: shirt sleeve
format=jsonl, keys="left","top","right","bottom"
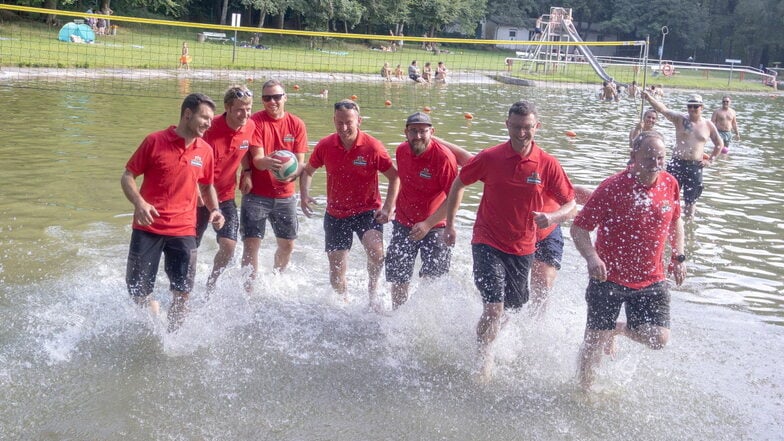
{"left": 125, "top": 136, "right": 153, "bottom": 176}
{"left": 457, "top": 152, "right": 486, "bottom": 186}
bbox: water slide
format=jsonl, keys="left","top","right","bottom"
{"left": 561, "top": 19, "right": 615, "bottom": 84}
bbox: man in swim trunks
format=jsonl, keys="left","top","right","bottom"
{"left": 711, "top": 96, "right": 741, "bottom": 153}
{"left": 443, "top": 100, "right": 576, "bottom": 382}
{"left": 121, "top": 93, "right": 225, "bottom": 332}
{"left": 571, "top": 130, "right": 686, "bottom": 391}
{"left": 643, "top": 92, "right": 723, "bottom": 218}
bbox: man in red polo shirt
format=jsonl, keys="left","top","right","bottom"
{"left": 444, "top": 100, "right": 575, "bottom": 382}
{"left": 385, "top": 112, "right": 458, "bottom": 309}
{"left": 196, "top": 85, "right": 258, "bottom": 292}
{"left": 121, "top": 93, "right": 225, "bottom": 332}
{"left": 571, "top": 130, "right": 686, "bottom": 391}
{"left": 300, "top": 99, "right": 399, "bottom": 310}
{"left": 241, "top": 79, "right": 308, "bottom": 292}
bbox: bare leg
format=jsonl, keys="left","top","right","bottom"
{"left": 241, "top": 237, "right": 262, "bottom": 293}
{"left": 327, "top": 250, "right": 349, "bottom": 300}
{"left": 391, "top": 283, "right": 409, "bottom": 309}
{"left": 530, "top": 260, "right": 557, "bottom": 316}
{"left": 274, "top": 238, "right": 295, "bottom": 272}
{"left": 578, "top": 328, "right": 613, "bottom": 391}
{"left": 684, "top": 202, "right": 696, "bottom": 219}
{"left": 133, "top": 294, "right": 160, "bottom": 316}
{"left": 167, "top": 290, "right": 190, "bottom": 333}
{"left": 360, "top": 229, "right": 385, "bottom": 309}
{"left": 617, "top": 322, "right": 670, "bottom": 350}
{"left": 206, "top": 237, "right": 236, "bottom": 292}
{"left": 476, "top": 302, "right": 504, "bottom": 383}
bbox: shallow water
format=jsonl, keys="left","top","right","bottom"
{"left": 0, "top": 80, "right": 782, "bottom": 439}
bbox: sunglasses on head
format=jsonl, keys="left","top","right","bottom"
{"left": 232, "top": 90, "right": 253, "bottom": 99}
{"left": 261, "top": 93, "right": 285, "bottom": 102}
{"left": 334, "top": 101, "right": 358, "bottom": 111}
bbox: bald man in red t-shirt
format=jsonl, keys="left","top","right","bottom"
{"left": 444, "top": 100, "right": 575, "bottom": 382}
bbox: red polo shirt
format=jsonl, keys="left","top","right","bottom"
{"left": 395, "top": 139, "right": 457, "bottom": 228}
{"left": 573, "top": 169, "right": 681, "bottom": 289}
{"left": 309, "top": 131, "right": 393, "bottom": 218}
{"left": 459, "top": 141, "right": 574, "bottom": 256}
{"left": 536, "top": 195, "right": 561, "bottom": 241}
{"left": 125, "top": 126, "right": 214, "bottom": 237}
{"left": 249, "top": 111, "right": 308, "bottom": 198}
{"left": 202, "top": 114, "right": 256, "bottom": 202}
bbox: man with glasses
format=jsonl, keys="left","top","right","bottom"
{"left": 711, "top": 96, "right": 741, "bottom": 153}
{"left": 121, "top": 93, "right": 225, "bottom": 332}
{"left": 241, "top": 79, "right": 309, "bottom": 292}
{"left": 300, "top": 99, "right": 399, "bottom": 310}
{"left": 385, "top": 112, "right": 458, "bottom": 309}
{"left": 196, "top": 85, "right": 258, "bottom": 293}
{"left": 643, "top": 92, "right": 723, "bottom": 218}
{"left": 443, "top": 101, "right": 576, "bottom": 382}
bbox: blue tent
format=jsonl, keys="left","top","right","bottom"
{"left": 58, "top": 22, "right": 95, "bottom": 43}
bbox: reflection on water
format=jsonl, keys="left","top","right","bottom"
{"left": 0, "top": 80, "right": 782, "bottom": 439}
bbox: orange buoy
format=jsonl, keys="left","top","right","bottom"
{"left": 350, "top": 95, "right": 358, "bottom": 101}
{"left": 293, "top": 84, "right": 300, "bottom": 90}
{"left": 423, "top": 106, "right": 432, "bottom": 113}
{"left": 565, "top": 130, "right": 577, "bottom": 137}
{"left": 384, "top": 100, "right": 392, "bottom": 106}
{"left": 464, "top": 112, "right": 474, "bottom": 120}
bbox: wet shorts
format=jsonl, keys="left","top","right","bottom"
{"left": 385, "top": 221, "right": 451, "bottom": 284}
{"left": 240, "top": 194, "right": 298, "bottom": 240}
{"left": 125, "top": 229, "right": 197, "bottom": 297}
{"left": 323, "top": 210, "right": 382, "bottom": 252}
{"left": 585, "top": 280, "right": 670, "bottom": 331}
{"left": 534, "top": 225, "right": 564, "bottom": 269}
{"left": 195, "top": 199, "right": 239, "bottom": 246}
{"left": 718, "top": 131, "right": 732, "bottom": 151}
{"left": 472, "top": 243, "right": 533, "bottom": 310}
{"left": 666, "top": 158, "right": 703, "bottom": 205}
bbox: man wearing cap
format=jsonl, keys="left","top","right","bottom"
{"left": 385, "top": 112, "right": 459, "bottom": 309}
{"left": 300, "top": 99, "right": 399, "bottom": 310}
{"left": 443, "top": 100, "right": 576, "bottom": 382}
{"left": 241, "top": 79, "right": 309, "bottom": 292}
{"left": 711, "top": 95, "right": 741, "bottom": 153}
{"left": 642, "top": 91, "right": 723, "bottom": 218}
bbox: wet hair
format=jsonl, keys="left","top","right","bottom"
{"left": 223, "top": 85, "right": 253, "bottom": 106}
{"left": 508, "top": 100, "right": 538, "bottom": 118}
{"left": 631, "top": 130, "right": 664, "bottom": 156}
{"left": 180, "top": 93, "right": 215, "bottom": 118}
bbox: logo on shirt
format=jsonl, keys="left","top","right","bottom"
{"left": 240, "top": 140, "right": 250, "bottom": 150}
{"left": 419, "top": 168, "right": 432, "bottom": 179}
{"left": 353, "top": 156, "right": 368, "bottom": 167}
{"left": 661, "top": 201, "right": 672, "bottom": 213}
{"left": 190, "top": 155, "right": 203, "bottom": 167}
{"left": 526, "top": 172, "right": 541, "bottom": 185}
{"left": 284, "top": 135, "right": 295, "bottom": 143}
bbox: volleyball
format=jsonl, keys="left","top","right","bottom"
{"left": 271, "top": 150, "right": 299, "bottom": 181}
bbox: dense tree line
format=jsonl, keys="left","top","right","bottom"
{"left": 16, "top": 0, "right": 784, "bottom": 66}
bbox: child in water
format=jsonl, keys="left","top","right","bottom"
{"left": 179, "top": 42, "right": 191, "bottom": 70}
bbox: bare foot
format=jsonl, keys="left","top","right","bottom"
{"left": 148, "top": 300, "right": 160, "bottom": 316}
{"left": 603, "top": 322, "right": 626, "bottom": 358}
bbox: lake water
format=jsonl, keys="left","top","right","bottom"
{"left": 0, "top": 77, "right": 782, "bottom": 439}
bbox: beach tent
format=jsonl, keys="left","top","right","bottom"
{"left": 58, "top": 22, "right": 95, "bottom": 43}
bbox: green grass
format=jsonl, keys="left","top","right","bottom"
{"left": 0, "top": 19, "right": 776, "bottom": 93}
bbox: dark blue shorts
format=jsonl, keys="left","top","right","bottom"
{"left": 323, "top": 210, "right": 382, "bottom": 252}
{"left": 125, "top": 229, "right": 197, "bottom": 297}
{"left": 585, "top": 280, "right": 671, "bottom": 331}
{"left": 472, "top": 243, "right": 533, "bottom": 309}
{"left": 385, "top": 221, "right": 451, "bottom": 284}
{"left": 195, "top": 199, "right": 239, "bottom": 246}
{"left": 240, "top": 194, "right": 298, "bottom": 240}
{"left": 666, "top": 158, "right": 703, "bottom": 205}
{"left": 534, "top": 225, "right": 564, "bottom": 269}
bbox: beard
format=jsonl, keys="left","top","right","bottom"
{"left": 410, "top": 138, "right": 428, "bottom": 155}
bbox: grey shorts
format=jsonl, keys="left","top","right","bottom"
{"left": 385, "top": 221, "right": 451, "bottom": 284}
{"left": 240, "top": 194, "right": 298, "bottom": 240}
{"left": 126, "top": 229, "right": 197, "bottom": 297}
{"left": 585, "top": 280, "right": 671, "bottom": 331}
{"left": 195, "top": 199, "right": 239, "bottom": 246}
{"left": 472, "top": 243, "right": 533, "bottom": 310}
{"left": 666, "top": 158, "right": 703, "bottom": 205}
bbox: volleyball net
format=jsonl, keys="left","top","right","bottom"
{"left": 0, "top": 4, "right": 648, "bottom": 109}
